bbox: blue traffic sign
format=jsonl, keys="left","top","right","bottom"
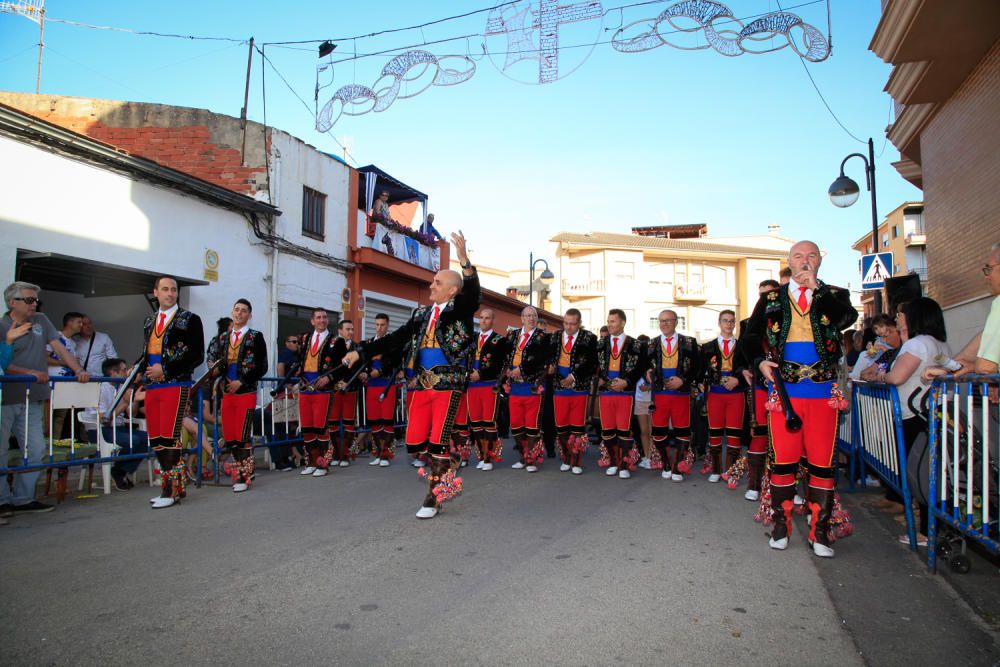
{"left": 860, "top": 252, "right": 893, "bottom": 289}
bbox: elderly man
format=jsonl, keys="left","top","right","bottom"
{"left": 344, "top": 232, "right": 480, "bottom": 519}
{"left": 743, "top": 241, "right": 857, "bottom": 557}
{"left": 0, "top": 282, "right": 90, "bottom": 515}
{"left": 73, "top": 315, "right": 119, "bottom": 377}
{"left": 503, "top": 306, "right": 553, "bottom": 472}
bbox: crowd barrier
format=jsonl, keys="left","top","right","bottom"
{"left": 926, "top": 374, "right": 999, "bottom": 573}
{"left": 835, "top": 385, "right": 856, "bottom": 490}
{"left": 849, "top": 382, "right": 919, "bottom": 551}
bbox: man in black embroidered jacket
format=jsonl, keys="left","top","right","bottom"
{"left": 466, "top": 308, "right": 511, "bottom": 471}
{"left": 503, "top": 306, "right": 553, "bottom": 472}
{"left": 344, "top": 232, "right": 480, "bottom": 520}
{"left": 206, "top": 298, "right": 267, "bottom": 493}
{"left": 548, "top": 308, "right": 598, "bottom": 474}
{"left": 596, "top": 309, "right": 645, "bottom": 479}
{"left": 143, "top": 276, "right": 204, "bottom": 509}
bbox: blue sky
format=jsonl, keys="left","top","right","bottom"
{"left": 0, "top": 1, "right": 920, "bottom": 288}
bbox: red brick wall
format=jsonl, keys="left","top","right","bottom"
{"left": 0, "top": 94, "right": 267, "bottom": 197}
{"left": 921, "top": 41, "right": 1000, "bottom": 308}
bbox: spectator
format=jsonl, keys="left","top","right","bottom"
{"left": 874, "top": 297, "right": 952, "bottom": 545}
{"left": 855, "top": 313, "right": 902, "bottom": 382}
{"left": 276, "top": 335, "right": 299, "bottom": 377}
{"left": 49, "top": 311, "right": 85, "bottom": 439}
{"left": 634, "top": 334, "right": 653, "bottom": 469}
{"left": 779, "top": 266, "right": 792, "bottom": 285}
{"left": 0, "top": 319, "right": 32, "bottom": 526}
{"left": 84, "top": 357, "right": 148, "bottom": 491}
{"left": 599, "top": 325, "right": 609, "bottom": 340}
{"left": 48, "top": 312, "right": 83, "bottom": 377}
{"left": 373, "top": 191, "right": 393, "bottom": 223}
{"left": 0, "top": 281, "right": 89, "bottom": 515}
{"left": 975, "top": 241, "right": 1000, "bottom": 377}
{"left": 845, "top": 330, "right": 864, "bottom": 369}
{"left": 422, "top": 213, "right": 445, "bottom": 242}
{"left": 73, "top": 315, "right": 119, "bottom": 377}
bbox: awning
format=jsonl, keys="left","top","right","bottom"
{"left": 357, "top": 164, "right": 427, "bottom": 204}
{"left": 15, "top": 250, "right": 209, "bottom": 299}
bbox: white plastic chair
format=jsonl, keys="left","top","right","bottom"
{"left": 48, "top": 381, "right": 105, "bottom": 493}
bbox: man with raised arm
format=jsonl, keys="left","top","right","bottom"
{"left": 742, "top": 241, "right": 857, "bottom": 557}
{"left": 343, "top": 232, "right": 480, "bottom": 520}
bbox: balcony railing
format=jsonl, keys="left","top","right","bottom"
{"left": 905, "top": 232, "right": 926, "bottom": 246}
{"left": 360, "top": 216, "right": 442, "bottom": 271}
{"left": 562, "top": 278, "right": 605, "bottom": 295}
{"left": 909, "top": 266, "right": 928, "bottom": 281}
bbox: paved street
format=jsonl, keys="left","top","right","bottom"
{"left": 2, "top": 446, "right": 998, "bottom": 666}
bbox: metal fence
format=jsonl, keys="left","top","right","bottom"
{"left": 926, "top": 374, "right": 999, "bottom": 573}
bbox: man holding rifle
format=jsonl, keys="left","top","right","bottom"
{"left": 742, "top": 241, "right": 856, "bottom": 557}
{"left": 295, "top": 308, "right": 339, "bottom": 478}
{"left": 343, "top": 231, "right": 480, "bottom": 520}
{"left": 206, "top": 299, "right": 267, "bottom": 493}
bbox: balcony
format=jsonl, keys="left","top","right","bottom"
{"left": 675, "top": 282, "right": 707, "bottom": 302}
{"left": 561, "top": 278, "right": 605, "bottom": 297}
{"left": 905, "top": 232, "right": 926, "bottom": 247}
{"left": 909, "top": 266, "right": 928, "bottom": 281}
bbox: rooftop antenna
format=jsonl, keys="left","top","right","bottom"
{"left": 0, "top": 1, "right": 46, "bottom": 93}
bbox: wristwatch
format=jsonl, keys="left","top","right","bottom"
{"left": 460, "top": 260, "right": 472, "bottom": 269}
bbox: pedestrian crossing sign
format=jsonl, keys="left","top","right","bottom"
{"left": 861, "top": 252, "right": 893, "bottom": 289}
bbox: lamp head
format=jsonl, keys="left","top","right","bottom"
{"left": 828, "top": 175, "right": 860, "bottom": 208}
{"left": 539, "top": 268, "right": 555, "bottom": 285}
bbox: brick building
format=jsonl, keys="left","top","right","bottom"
{"left": 870, "top": 1, "right": 1000, "bottom": 342}
{"left": 851, "top": 201, "right": 927, "bottom": 317}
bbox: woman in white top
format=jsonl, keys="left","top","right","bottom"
{"left": 872, "top": 297, "right": 952, "bottom": 544}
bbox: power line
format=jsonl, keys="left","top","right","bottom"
{"left": 45, "top": 16, "right": 246, "bottom": 42}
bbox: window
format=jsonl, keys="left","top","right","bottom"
{"left": 892, "top": 225, "right": 899, "bottom": 239}
{"left": 614, "top": 261, "right": 634, "bottom": 280}
{"left": 302, "top": 186, "right": 326, "bottom": 240}
{"left": 881, "top": 233, "right": 889, "bottom": 248}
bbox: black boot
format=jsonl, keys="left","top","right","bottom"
{"left": 807, "top": 487, "right": 836, "bottom": 557}
{"left": 769, "top": 484, "right": 796, "bottom": 549}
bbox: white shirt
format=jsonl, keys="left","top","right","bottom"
{"left": 659, "top": 333, "right": 678, "bottom": 352}
{"left": 47, "top": 334, "right": 76, "bottom": 377}
{"left": 562, "top": 331, "right": 578, "bottom": 348}
{"left": 716, "top": 336, "right": 736, "bottom": 352}
{"left": 517, "top": 327, "right": 536, "bottom": 347}
{"left": 895, "top": 335, "right": 952, "bottom": 419}
{"left": 230, "top": 324, "right": 250, "bottom": 345}
{"left": 309, "top": 329, "right": 329, "bottom": 351}
{"left": 156, "top": 304, "right": 179, "bottom": 328}
{"left": 787, "top": 278, "right": 814, "bottom": 309}
{"left": 609, "top": 333, "right": 625, "bottom": 353}
{"left": 74, "top": 331, "right": 119, "bottom": 376}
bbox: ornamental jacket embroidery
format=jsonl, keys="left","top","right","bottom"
{"left": 142, "top": 307, "right": 204, "bottom": 382}
{"left": 742, "top": 281, "right": 858, "bottom": 384}
{"left": 473, "top": 332, "right": 511, "bottom": 383}
{"left": 700, "top": 339, "right": 747, "bottom": 388}
{"left": 548, "top": 328, "right": 599, "bottom": 391}
{"left": 359, "top": 269, "right": 481, "bottom": 392}
{"left": 206, "top": 328, "right": 268, "bottom": 393}
{"left": 596, "top": 335, "right": 644, "bottom": 392}
{"left": 504, "top": 328, "right": 553, "bottom": 386}
{"left": 646, "top": 333, "right": 700, "bottom": 392}
{"left": 295, "top": 331, "right": 340, "bottom": 377}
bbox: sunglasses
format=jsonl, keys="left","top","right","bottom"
{"left": 982, "top": 263, "right": 1000, "bottom": 277}
{"left": 286, "top": 339, "right": 299, "bottom": 344}
{"left": 13, "top": 296, "right": 41, "bottom": 305}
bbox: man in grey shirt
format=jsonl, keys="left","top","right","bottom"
{"left": 73, "top": 315, "right": 119, "bottom": 377}
{"left": 1, "top": 281, "right": 90, "bottom": 515}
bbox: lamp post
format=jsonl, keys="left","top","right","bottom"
{"left": 529, "top": 252, "right": 555, "bottom": 308}
{"left": 828, "top": 137, "right": 882, "bottom": 315}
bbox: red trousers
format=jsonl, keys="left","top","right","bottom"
{"left": 651, "top": 393, "right": 691, "bottom": 442}
{"left": 299, "top": 392, "right": 331, "bottom": 443}
{"left": 599, "top": 394, "right": 633, "bottom": 434}
{"left": 554, "top": 394, "right": 588, "bottom": 433}
{"left": 466, "top": 385, "right": 499, "bottom": 432}
{"left": 707, "top": 391, "right": 744, "bottom": 445}
{"left": 748, "top": 388, "right": 769, "bottom": 455}
{"left": 221, "top": 391, "right": 257, "bottom": 444}
{"left": 365, "top": 384, "right": 397, "bottom": 431}
{"left": 509, "top": 395, "right": 542, "bottom": 437}
{"left": 769, "top": 396, "right": 838, "bottom": 490}
{"left": 405, "top": 389, "right": 463, "bottom": 459}
{"left": 328, "top": 391, "right": 356, "bottom": 430}
{"left": 145, "top": 384, "right": 188, "bottom": 447}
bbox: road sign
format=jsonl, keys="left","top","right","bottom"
{"left": 861, "top": 252, "right": 893, "bottom": 289}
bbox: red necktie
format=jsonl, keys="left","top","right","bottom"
{"left": 665, "top": 336, "right": 673, "bottom": 354}
{"left": 427, "top": 305, "right": 440, "bottom": 334}
{"left": 310, "top": 334, "right": 320, "bottom": 355}
{"left": 723, "top": 339, "right": 730, "bottom": 356}
{"left": 232, "top": 331, "right": 241, "bottom": 346}
{"left": 519, "top": 332, "right": 530, "bottom": 351}
{"left": 797, "top": 286, "right": 809, "bottom": 312}
{"left": 156, "top": 313, "right": 166, "bottom": 335}
{"left": 564, "top": 334, "right": 574, "bottom": 353}
{"left": 479, "top": 333, "right": 488, "bottom": 349}
{"left": 612, "top": 337, "right": 619, "bottom": 357}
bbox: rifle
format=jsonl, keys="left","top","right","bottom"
{"left": 301, "top": 361, "right": 365, "bottom": 393}
{"left": 187, "top": 357, "right": 226, "bottom": 412}
{"left": 766, "top": 353, "right": 803, "bottom": 432}
{"left": 270, "top": 360, "right": 302, "bottom": 397}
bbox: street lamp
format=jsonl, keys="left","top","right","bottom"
{"left": 829, "top": 137, "right": 882, "bottom": 314}
{"left": 529, "top": 252, "right": 555, "bottom": 308}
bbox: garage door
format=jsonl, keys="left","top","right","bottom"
{"left": 361, "top": 298, "right": 416, "bottom": 340}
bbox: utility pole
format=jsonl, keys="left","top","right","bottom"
{"left": 240, "top": 37, "right": 255, "bottom": 166}
{"left": 35, "top": 6, "right": 44, "bottom": 93}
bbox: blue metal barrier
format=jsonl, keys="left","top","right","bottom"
{"left": 835, "top": 385, "right": 857, "bottom": 490}
{"left": 927, "top": 374, "right": 999, "bottom": 573}
{"left": 852, "top": 382, "right": 919, "bottom": 551}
